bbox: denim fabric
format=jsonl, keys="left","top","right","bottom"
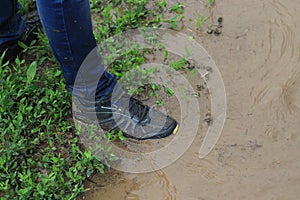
{"left": 0, "top": 0, "right": 24, "bottom": 45}
{"left": 1, "top": 0, "right": 117, "bottom": 99}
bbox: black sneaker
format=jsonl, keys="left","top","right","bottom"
{"left": 73, "top": 92, "right": 179, "bottom": 140}
{"left": 0, "top": 11, "right": 41, "bottom": 62}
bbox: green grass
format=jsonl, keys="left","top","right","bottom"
{"left": 18, "top": 0, "right": 36, "bottom": 15}
{"left": 208, "top": 0, "right": 215, "bottom": 6}
{"left": 196, "top": 15, "right": 207, "bottom": 30}
{"left": 0, "top": 0, "right": 184, "bottom": 199}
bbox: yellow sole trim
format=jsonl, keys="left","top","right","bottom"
{"left": 173, "top": 124, "right": 179, "bottom": 134}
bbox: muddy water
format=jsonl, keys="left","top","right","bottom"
{"left": 83, "top": 0, "right": 300, "bottom": 199}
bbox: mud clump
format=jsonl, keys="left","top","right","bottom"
{"left": 207, "top": 17, "right": 223, "bottom": 35}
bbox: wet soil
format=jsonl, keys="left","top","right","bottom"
{"left": 82, "top": 0, "right": 300, "bottom": 199}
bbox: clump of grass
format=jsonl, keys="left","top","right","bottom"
{"left": 196, "top": 15, "right": 207, "bottom": 30}
{"left": 169, "top": 2, "right": 184, "bottom": 14}
{"left": 18, "top": 0, "right": 36, "bottom": 14}
{"left": 208, "top": 0, "right": 215, "bottom": 6}
{"left": 0, "top": 0, "right": 185, "bottom": 199}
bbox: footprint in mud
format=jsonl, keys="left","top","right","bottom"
{"left": 254, "top": 70, "right": 300, "bottom": 122}
{"left": 281, "top": 71, "right": 300, "bottom": 116}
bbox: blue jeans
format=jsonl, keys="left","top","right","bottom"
{"left": 0, "top": 0, "right": 117, "bottom": 99}
{"left": 0, "top": 0, "right": 24, "bottom": 45}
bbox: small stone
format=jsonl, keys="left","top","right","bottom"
{"left": 217, "top": 17, "right": 223, "bottom": 23}
{"left": 214, "top": 27, "right": 222, "bottom": 35}
{"left": 207, "top": 29, "right": 214, "bottom": 34}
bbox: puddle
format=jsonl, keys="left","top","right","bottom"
{"left": 81, "top": 0, "right": 300, "bottom": 199}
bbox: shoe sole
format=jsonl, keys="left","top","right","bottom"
{"left": 73, "top": 109, "right": 179, "bottom": 141}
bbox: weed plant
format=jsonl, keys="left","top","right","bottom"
{"left": 196, "top": 16, "right": 207, "bottom": 30}
{"left": 208, "top": 0, "right": 215, "bottom": 6}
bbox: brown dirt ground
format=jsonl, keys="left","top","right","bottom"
{"left": 81, "top": 0, "right": 300, "bottom": 199}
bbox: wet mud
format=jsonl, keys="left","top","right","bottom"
{"left": 82, "top": 0, "right": 300, "bottom": 199}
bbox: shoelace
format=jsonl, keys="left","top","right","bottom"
{"left": 128, "top": 98, "right": 149, "bottom": 123}
{"left": 23, "top": 12, "right": 41, "bottom": 40}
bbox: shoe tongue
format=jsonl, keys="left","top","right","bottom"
{"left": 128, "top": 98, "right": 149, "bottom": 123}
{"left": 111, "top": 94, "right": 149, "bottom": 123}
{"left": 105, "top": 84, "right": 150, "bottom": 123}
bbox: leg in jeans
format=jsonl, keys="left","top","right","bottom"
{"left": 35, "top": 0, "right": 117, "bottom": 100}
{"left": 36, "top": 0, "right": 178, "bottom": 140}
{"left": 0, "top": 0, "right": 24, "bottom": 47}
